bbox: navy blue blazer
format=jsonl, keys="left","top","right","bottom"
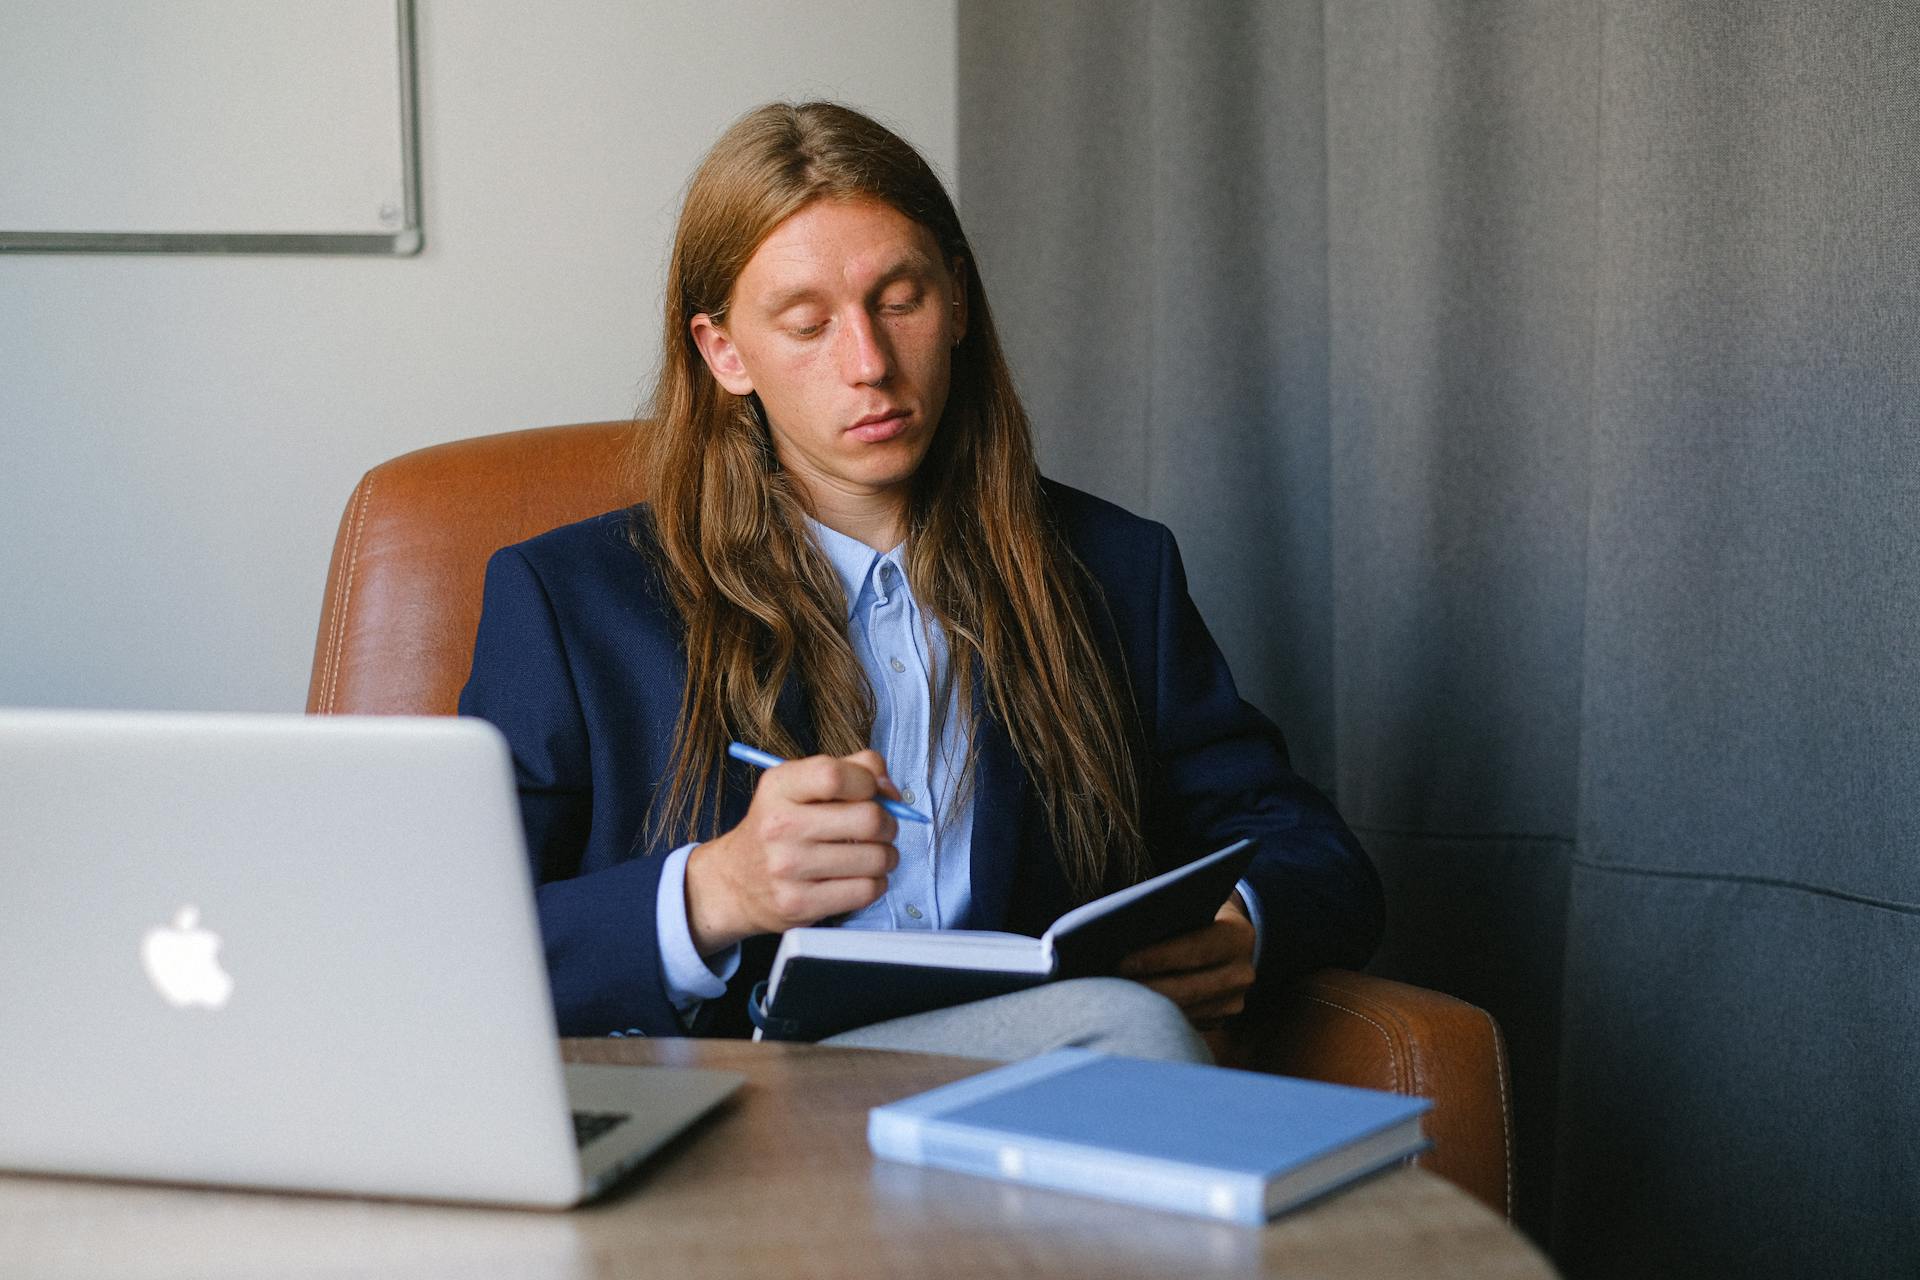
{"left": 459, "top": 480, "right": 1383, "bottom": 1038}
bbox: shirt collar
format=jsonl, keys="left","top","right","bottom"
{"left": 806, "top": 517, "right": 907, "bottom": 622}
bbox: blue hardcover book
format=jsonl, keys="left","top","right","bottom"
{"left": 867, "top": 1049, "right": 1431, "bottom": 1224}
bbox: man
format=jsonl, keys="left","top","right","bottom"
{"left": 460, "top": 102, "right": 1381, "bottom": 1060}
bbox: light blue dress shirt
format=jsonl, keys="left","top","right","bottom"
{"left": 653, "top": 519, "right": 1263, "bottom": 1016}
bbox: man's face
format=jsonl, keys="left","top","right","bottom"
{"left": 690, "top": 198, "right": 967, "bottom": 516}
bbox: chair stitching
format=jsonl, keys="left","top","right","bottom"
{"left": 316, "top": 479, "right": 361, "bottom": 713}
{"left": 319, "top": 481, "right": 355, "bottom": 712}
{"left": 326, "top": 472, "right": 376, "bottom": 713}
{"left": 1378, "top": 1004, "right": 1427, "bottom": 1100}
{"left": 1305, "top": 992, "right": 1443, "bottom": 1173}
{"left": 1484, "top": 1005, "right": 1514, "bottom": 1219}
{"left": 1301, "top": 994, "right": 1402, "bottom": 1094}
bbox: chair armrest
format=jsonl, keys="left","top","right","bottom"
{"left": 1211, "top": 970, "right": 1514, "bottom": 1219}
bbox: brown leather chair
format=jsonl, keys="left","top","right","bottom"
{"left": 307, "top": 420, "right": 1516, "bottom": 1219}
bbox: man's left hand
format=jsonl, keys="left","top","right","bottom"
{"left": 1115, "top": 894, "right": 1257, "bottom": 1030}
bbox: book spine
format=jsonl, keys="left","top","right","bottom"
{"left": 875, "top": 1116, "right": 1265, "bottom": 1225}
{"left": 866, "top": 1108, "right": 925, "bottom": 1165}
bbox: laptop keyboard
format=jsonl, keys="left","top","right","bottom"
{"left": 572, "top": 1109, "right": 632, "bottom": 1149}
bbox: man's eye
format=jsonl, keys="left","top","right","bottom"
{"left": 882, "top": 296, "right": 923, "bottom": 315}
{"left": 788, "top": 321, "right": 825, "bottom": 339}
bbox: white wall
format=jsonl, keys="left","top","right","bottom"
{"left": 0, "top": 1, "right": 957, "bottom": 711}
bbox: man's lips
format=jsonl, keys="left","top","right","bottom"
{"left": 847, "top": 409, "right": 911, "bottom": 443}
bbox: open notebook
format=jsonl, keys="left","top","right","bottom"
{"left": 749, "top": 839, "right": 1255, "bottom": 1041}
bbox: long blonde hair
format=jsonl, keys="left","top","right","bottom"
{"left": 638, "top": 102, "right": 1148, "bottom": 899}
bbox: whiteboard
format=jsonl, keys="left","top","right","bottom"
{"left": 0, "top": 0, "right": 420, "bottom": 254}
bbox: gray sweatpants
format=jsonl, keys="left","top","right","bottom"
{"left": 819, "top": 977, "right": 1213, "bottom": 1064}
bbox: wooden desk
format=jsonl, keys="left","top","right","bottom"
{"left": 0, "top": 1039, "right": 1556, "bottom": 1279}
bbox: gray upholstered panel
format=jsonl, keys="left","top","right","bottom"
{"left": 1321, "top": 2, "right": 1598, "bottom": 837}
{"left": 1555, "top": 867, "right": 1920, "bottom": 1274}
{"left": 1557, "top": 3, "right": 1920, "bottom": 1271}
{"left": 1579, "top": 0, "right": 1920, "bottom": 893}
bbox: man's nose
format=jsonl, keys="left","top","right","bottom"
{"left": 840, "top": 310, "right": 893, "bottom": 385}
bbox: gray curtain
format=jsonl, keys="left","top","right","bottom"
{"left": 958, "top": 2, "right": 1918, "bottom": 1275}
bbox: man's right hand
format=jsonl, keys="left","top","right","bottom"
{"left": 683, "top": 749, "right": 901, "bottom": 956}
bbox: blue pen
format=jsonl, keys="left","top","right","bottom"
{"left": 726, "top": 741, "right": 932, "bottom": 824}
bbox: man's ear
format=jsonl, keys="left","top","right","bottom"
{"left": 689, "top": 313, "right": 755, "bottom": 397}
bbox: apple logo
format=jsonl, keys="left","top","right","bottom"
{"left": 141, "top": 905, "right": 234, "bottom": 1009}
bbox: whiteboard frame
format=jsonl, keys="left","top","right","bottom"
{"left": 0, "top": 0, "right": 422, "bottom": 256}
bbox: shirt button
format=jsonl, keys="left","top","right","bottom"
{"left": 901, "top": 786, "right": 917, "bottom": 804}
{"left": 889, "top": 657, "right": 906, "bottom": 673}
{"left": 905, "top": 904, "right": 923, "bottom": 920}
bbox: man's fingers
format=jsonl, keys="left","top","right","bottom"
{"left": 1184, "top": 992, "right": 1247, "bottom": 1024}
{"left": 765, "top": 753, "right": 914, "bottom": 808}
{"left": 812, "top": 875, "right": 891, "bottom": 920}
{"left": 764, "top": 754, "right": 884, "bottom": 804}
{"left": 844, "top": 749, "right": 906, "bottom": 801}
{"left": 1135, "top": 960, "right": 1255, "bottom": 1011}
{"left": 1117, "top": 920, "right": 1243, "bottom": 978}
{"left": 711, "top": 751, "right": 906, "bottom": 941}
{"left": 767, "top": 872, "right": 891, "bottom": 927}
{"left": 1135, "top": 968, "right": 1214, "bottom": 1010}
{"left": 763, "top": 797, "right": 897, "bottom": 850}
{"left": 765, "top": 837, "right": 898, "bottom": 882}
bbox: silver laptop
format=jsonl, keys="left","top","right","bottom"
{"left": 0, "top": 708, "right": 742, "bottom": 1208}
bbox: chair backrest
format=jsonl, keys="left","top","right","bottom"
{"left": 307, "top": 421, "right": 642, "bottom": 716}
